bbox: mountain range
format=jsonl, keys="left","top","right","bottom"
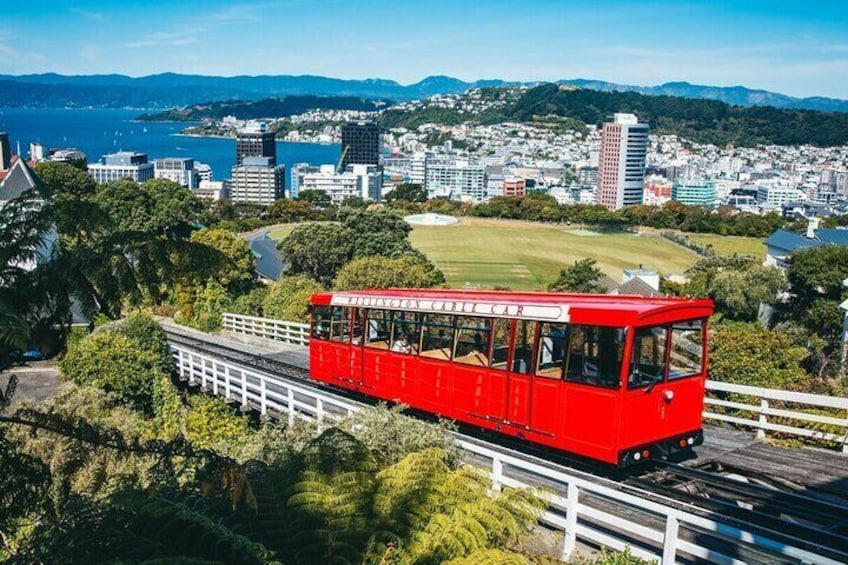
{"left": 0, "top": 73, "right": 846, "bottom": 112}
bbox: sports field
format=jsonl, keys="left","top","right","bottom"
{"left": 407, "top": 218, "right": 698, "bottom": 290}
{"left": 262, "top": 218, "right": 765, "bottom": 290}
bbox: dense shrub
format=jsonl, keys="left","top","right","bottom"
{"left": 263, "top": 275, "right": 324, "bottom": 323}
{"left": 59, "top": 312, "right": 171, "bottom": 413}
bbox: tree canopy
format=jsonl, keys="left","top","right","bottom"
{"left": 547, "top": 258, "right": 604, "bottom": 293}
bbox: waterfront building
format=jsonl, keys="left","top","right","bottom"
{"left": 425, "top": 160, "right": 486, "bottom": 201}
{"left": 671, "top": 181, "right": 717, "bottom": 207}
{"left": 229, "top": 157, "right": 284, "bottom": 205}
{"left": 298, "top": 164, "right": 382, "bottom": 205}
{"left": 29, "top": 142, "right": 47, "bottom": 162}
{"left": 87, "top": 151, "right": 154, "bottom": 184}
{"left": 154, "top": 157, "right": 196, "bottom": 189}
{"left": 236, "top": 122, "right": 276, "bottom": 166}
{"left": 596, "top": 113, "right": 649, "bottom": 211}
{"left": 340, "top": 121, "right": 380, "bottom": 168}
{"left": 48, "top": 149, "right": 87, "bottom": 164}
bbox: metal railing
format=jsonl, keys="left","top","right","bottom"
{"left": 221, "top": 313, "right": 309, "bottom": 346}
{"left": 169, "top": 340, "right": 844, "bottom": 565}
{"left": 704, "top": 380, "right": 848, "bottom": 453}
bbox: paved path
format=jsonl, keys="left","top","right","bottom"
{"left": 1, "top": 360, "right": 61, "bottom": 407}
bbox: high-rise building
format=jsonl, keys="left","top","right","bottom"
{"left": 87, "top": 151, "right": 155, "bottom": 184}
{"left": 340, "top": 121, "right": 380, "bottom": 168}
{"left": 154, "top": 157, "right": 196, "bottom": 189}
{"left": 236, "top": 123, "right": 276, "bottom": 166}
{"left": 0, "top": 132, "right": 11, "bottom": 171}
{"left": 596, "top": 113, "right": 649, "bottom": 211}
{"left": 229, "top": 157, "right": 284, "bottom": 205}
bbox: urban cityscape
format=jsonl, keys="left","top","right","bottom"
{"left": 1, "top": 1, "right": 848, "bottom": 564}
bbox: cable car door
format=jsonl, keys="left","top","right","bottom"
{"left": 504, "top": 320, "right": 534, "bottom": 427}
{"left": 349, "top": 308, "right": 366, "bottom": 386}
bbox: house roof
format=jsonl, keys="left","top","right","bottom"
{"left": 616, "top": 277, "right": 665, "bottom": 297}
{"left": 763, "top": 229, "right": 821, "bottom": 254}
{"left": 249, "top": 232, "right": 287, "bottom": 281}
{"left": 0, "top": 158, "right": 42, "bottom": 202}
{"left": 815, "top": 229, "right": 848, "bottom": 246}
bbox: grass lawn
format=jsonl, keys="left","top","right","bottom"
{"left": 407, "top": 218, "right": 699, "bottom": 290}
{"left": 681, "top": 233, "right": 765, "bottom": 258}
{"left": 265, "top": 224, "right": 296, "bottom": 240}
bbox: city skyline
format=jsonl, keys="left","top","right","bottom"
{"left": 0, "top": 0, "right": 846, "bottom": 100}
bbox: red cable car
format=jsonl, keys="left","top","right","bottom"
{"left": 309, "top": 289, "right": 713, "bottom": 466}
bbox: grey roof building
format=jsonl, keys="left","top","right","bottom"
{"left": 764, "top": 223, "right": 848, "bottom": 270}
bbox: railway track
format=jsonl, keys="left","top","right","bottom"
{"left": 164, "top": 327, "right": 848, "bottom": 563}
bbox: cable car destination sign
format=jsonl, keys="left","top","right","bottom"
{"left": 330, "top": 293, "right": 570, "bottom": 322}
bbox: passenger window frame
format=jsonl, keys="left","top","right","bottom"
{"left": 668, "top": 320, "right": 705, "bottom": 380}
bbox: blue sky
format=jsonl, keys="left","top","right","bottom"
{"left": 1, "top": 0, "right": 846, "bottom": 99}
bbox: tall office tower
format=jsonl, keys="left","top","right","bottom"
{"left": 229, "top": 157, "right": 285, "bottom": 205}
{"left": 596, "top": 113, "right": 649, "bottom": 211}
{"left": 0, "top": 132, "right": 11, "bottom": 171}
{"left": 340, "top": 121, "right": 380, "bottom": 168}
{"left": 236, "top": 122, "right": 276, "bottom": 166}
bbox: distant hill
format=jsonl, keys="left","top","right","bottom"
{"left": 0, "top": 73, "right": 845, "bottom": 112}
{"left": 137, "top": 95, "right": 392, "bottom": 121}
{"left": 379, "top": 84, "right": 848, "bottom": 147}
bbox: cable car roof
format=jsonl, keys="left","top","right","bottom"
{"left": 313, "top": 289, "right": 713, "bottom": 326}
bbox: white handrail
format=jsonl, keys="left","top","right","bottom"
{"left": 168, "top": 340, "right": 844, "bottom": 565}
{"left": 221, "top": 313, "right": 310, "bottom": 347}
{"left": 704, "top": 380, "right": 848, "bottom": 453}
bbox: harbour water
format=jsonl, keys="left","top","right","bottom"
{"left": 0, "top": 107, "right": 340, "bottom": 184}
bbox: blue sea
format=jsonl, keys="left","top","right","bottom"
{"left": 0, "top": 107, "right": 340, "bottom": 185}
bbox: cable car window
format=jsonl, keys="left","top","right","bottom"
{"left": 669, "top": 320, "right": 704, "bottom": 380}
{"left": 351, "top": 308, "right": 365, "bottom": 345}
{"left": 420, "top": 314, "right": 454, "bottom": 360}
{"left": 491, "top": 319, "right": 511, "bottom": 371}
{"left": 364, "top": 309, "right": 392, "bottom": 350}
{"left": 565, "top": 325, "right": 623, "bottom": 389}
{"left": 454, "top": 316, "right": 492, "bottom": 366}
{"left": 536, "top": 323, "right": 569, "bottom": 379}
{"left": 512, "top": 320, "right": 537, "bottom": 375}
{"left": 630, "top": 325, "right": 668, "bottom": 389}
{"left": 330, "top": 307, "right": 350, "bottom": 343}
{"left": 311, "top": 306, "right": 332, "bottom": 340}
{"left": 391, "top": 312, "right": 422, "bottom": 355}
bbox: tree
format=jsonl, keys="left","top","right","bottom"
{"left": 186, "top": 228, "right": 256, "bottom": 295}
{"left": 298, "top": 189, "right": 332, "bottom": 208}
{"left": 384, "top": 183, "right": 428, "bottom": 203}
{"left": 340, "top": 207, "right": 419, "bottom": 259}
{"left": 785, "top": 246, "right": 848, "bottom": 341}
{"left": 333, "top": 255, "right": 443, "bottom": 290}
{"left": 265, "top": 198, "right": 313, "bottom": 223}
{"left": 278, "top": 223, "right": 353, "bottom": 286}
{"left": 709, "top": 265, "right": 784, "bottom": 322}
{"left": 548, "top": 258, "right": 604, "bottom": 293}
{"left": 263, "top": 275, "right": 324, "bottom": 322}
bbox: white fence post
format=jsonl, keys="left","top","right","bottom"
{"left": 561, "top": 482, "right": 579, "bottom": 561}
{"left": 757, "top": 398, "right": 768, "bottom": 440}
{"left": 260, "top": 378, "right": 267, "bottom": 416}
{"left": 662, "top": 515, "right": 680, "bottom": 565}
{"left": 288, "top": 389, "right": 295, "bottom": 427}
{"left": 492, "top": 458, "right": 503, "bottom": 492}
